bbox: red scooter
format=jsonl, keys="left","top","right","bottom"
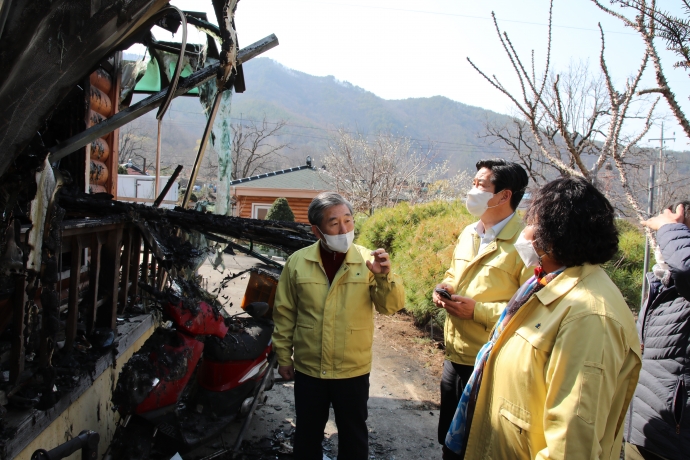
{"left": 107, "top": 270, "right": 279, "bottom": 459}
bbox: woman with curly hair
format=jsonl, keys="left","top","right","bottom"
{"left": 443, "top": 176, "right": 642, "bottom": 460}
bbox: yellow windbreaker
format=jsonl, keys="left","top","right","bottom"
{"left": 442, "top": 213, "right": 532, "bottom": 365}
{"left": 272, "top": 242, "right": 404, "bottom": 379}
{"left": 464, "top": 264, "right": 641, "bottom": 460}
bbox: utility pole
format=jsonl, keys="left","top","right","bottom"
{"left": 649, "top": 122, "right": 676, "bottom": 212}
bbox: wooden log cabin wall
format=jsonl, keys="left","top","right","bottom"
{"left": 86, "top": 55, "right": 120, "bottom": 195}
{"left": 235, "top": 196, "right": 313, "bottom": 223}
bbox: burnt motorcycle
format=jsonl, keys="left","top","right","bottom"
{"left": 106, "top": 268, "right": 279, "bottom": 459}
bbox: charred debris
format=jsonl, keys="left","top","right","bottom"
{"left": 0, "top": 0, "right": 302, "bottom": 456}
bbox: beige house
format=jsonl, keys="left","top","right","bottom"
{"left": 231, "top": 159, "right": 332, "bottom": 224}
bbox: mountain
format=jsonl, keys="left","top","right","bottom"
{"left": 232, "top": 58, "right": 511, "bottom": 172}
{"left": 125, "top": 58, "right": 514, "bottom": 176}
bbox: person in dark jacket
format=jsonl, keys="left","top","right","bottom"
{"left": 625, "top": 202, "right": 690, "bottom": 460}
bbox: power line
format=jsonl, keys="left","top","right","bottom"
{"left": 165, "top": 109, "right": 493, "bottom": 148}
{"left": 131, "top": 118, "right": 512, "bottom": 155}
{"left": 276, "top": 0, "right": 639, "bottom": 36}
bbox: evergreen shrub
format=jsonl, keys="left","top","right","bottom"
{"left": 266, "top": 197, "right": 295, "bottom": 222}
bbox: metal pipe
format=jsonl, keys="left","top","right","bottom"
{"left": 155, "top": 119, "right": 162, "bottom": 200}
{"left": 182, "top": 89, "right": 223, "bottom": 209}
{"left": 49, "top": 34, "right": 279, "bottom": 162}
{"left": 641, "top": 163, "right": 655, "bottom": 311}
{"left": 154, "top": 164, "right": 183, "bottom": 207}
{"left": 31, "top": 430, "right": 99, "bottom": 460}
{"left": 156, "top": 5, "right": 187, "bottom": 120}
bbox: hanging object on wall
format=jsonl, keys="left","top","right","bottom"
{"left": 85, "top": 56, "right": 120, "bottom": 194}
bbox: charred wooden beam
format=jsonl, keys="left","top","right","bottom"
{"left": 86, "top": 232, "right": 105, "bottom": 336}
{"left": 65, "top": 236, "right": 86, "bottom": 352}
{"left": 59, "top": 191, "right": 317, "bottom": 258}
{"left": 49, "top": 34, "right": 279, "bottom": 163}
{"left": 154, "top": 165, "right": 183, "bottom": 207}
{"left": 96, "top": 225, "right": 124, "bottom": 329}
{"left": 0, "top": 0, "right": 170, "bottom": 178}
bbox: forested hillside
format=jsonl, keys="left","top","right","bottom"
{"left": 125, "top": 57, "right": 515, "bottom": 176}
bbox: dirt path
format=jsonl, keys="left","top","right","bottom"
{"left": 186, "top": 256, "right": 446, "bottom": 460}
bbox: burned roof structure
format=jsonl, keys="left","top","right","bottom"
{"left": 0, "top": 1, "right": 312, "bottom": 457}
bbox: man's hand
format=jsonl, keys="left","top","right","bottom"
{"left": 439, "top": 294, "right": 476, "bottom": 320}
{"left": 642, "top": 204, "right": 685, "bottom": 231}
{"left": 366, "top": 248, "right": 391, "bottom": 274}
{"left": 432, "top": 283, "right": 455, "bottom": 307}
{"left": 278, "top": 364, "right": 295, "bottom": 381}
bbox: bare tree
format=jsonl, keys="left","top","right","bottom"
{"left": 118, "top": 124, "right": 146, "bottom": 167}
{"left": 201, "top": 150, "right": 218, "bottom": 182}
{"left": 593, "top": 0, "right": 690, "bottom": 139}
{"left": 470, "top": 0, "right": 662, "bottom": 222}
{"left": 231, "top": 117, "right": 290, "bottom": 180}
{"left": 320, "top": 130, "right": 450, "bottom": 215}
{"left": 421, "top": 161, "right": 474, "bottom": 203}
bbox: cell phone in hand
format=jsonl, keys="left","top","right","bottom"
{"left": 435, "top": 288, "right": 452, "bottom": 300}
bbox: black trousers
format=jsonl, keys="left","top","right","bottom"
{"left": 293, "top": 371, "right": 370, "bottom": 460}
{"left": 438, "top": 360, "right": 475, "bottom": 446}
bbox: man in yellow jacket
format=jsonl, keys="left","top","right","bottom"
{"left": 273, "top": 192, "right": 404, "bottom": 460}
{"left": 433, "top": 159, "right": 531, "bottom": 446}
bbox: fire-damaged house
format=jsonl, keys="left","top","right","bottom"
{"left": 0, "top": 1, "right": 317, "bottom": 458}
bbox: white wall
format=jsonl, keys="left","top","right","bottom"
{"left": 117, "top": 175, "right": 178, "bottom": 209}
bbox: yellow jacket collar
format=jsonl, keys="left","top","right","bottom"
{"left": 302, "top": 240, "right": 365, "bottom": 265}
{"left": 495, "top": 212, "right": 523, "bottom": 242}
{"left": 536, "top": 263, "right": 600, "bottom": 306}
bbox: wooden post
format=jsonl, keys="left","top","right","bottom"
{"left": 97, "top": 225, "right": 123, "bottom": 329}
{"left": 86, "top": 232, "right": 104, "bottom": 335}
{"left": 65, "top": 236, "right": 84, "bottom": 352}
{"left": 9, "top": 275, "right": 27, "bottom": 384}
{"left": 129, "top": 230, "right": 142, "bottom": 306}
{"left": 150, "top": 256, "right": 157, "bottom": 288}
{"left": 141, "top": 243, "right": 150, "bottom": 309}
{"left": 118, "top": 227, "right": 133, "bottom": 313}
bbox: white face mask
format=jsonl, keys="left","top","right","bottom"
{"left": 465, "top": 188, "right": 497, "bottom": 217}
{"left": 319, "top": 228, "right": 355, "bottom": 253}
{"left": 514, "top": 233, "right": 541, "bottom": 268}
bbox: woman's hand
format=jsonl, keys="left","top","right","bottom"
{"left": 642, "top": 204, "right": 685, "bottom": 230}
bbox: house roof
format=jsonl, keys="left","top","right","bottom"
{"left": 230, "top": 165, "right": 332, "bottom": 191}
{"left": 121, "top": 163, "right": 148, "bottom": 176}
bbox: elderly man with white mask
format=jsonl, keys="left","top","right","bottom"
{"left": 432, "top": 158, "right": 532, "bottom": 453}
{"left": 273, "top": 191, "right": 405, "bottom": 460}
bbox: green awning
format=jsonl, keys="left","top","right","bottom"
{"left": 134, "top": 58, "right": 199, "bottom": 95}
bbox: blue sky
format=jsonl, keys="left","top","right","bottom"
{"left": 159, "top": 0, "right": 690, "bottom": 148}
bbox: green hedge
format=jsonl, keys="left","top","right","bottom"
{"left": 356, "top": 201, "right": 646, "bottom": 325}
{"left": 356, "top": 200, "right": 474, "bottom": 326}
{"left": 602, "top": 220, "right": 646, "bottom": 314}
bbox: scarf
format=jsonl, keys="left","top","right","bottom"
{"left": 444, "top": 266, "right": 565, "bottom": 455}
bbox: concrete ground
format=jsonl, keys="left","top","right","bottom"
{"left": 186, "top": 253, "right": 443, "bottom": 460}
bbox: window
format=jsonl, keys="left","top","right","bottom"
{"left": 252, "top": 203, "right": 272, "bottom": 220}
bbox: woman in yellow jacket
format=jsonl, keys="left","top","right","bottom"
{"left": 443, "top": 177, "right": 641, "bottom": 460}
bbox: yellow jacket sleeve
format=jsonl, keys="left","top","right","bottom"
{"left": 441, "top": 254, "right": 461, "bottom": 291}
{"left": 370, "top": 272, "right": 405, "bottom": 315}
{"left": 539, "top": 314, "right": 632, "bottom": 459}
{"left": 473, "top": 258, "right": 533, "bottom": 330}
{"left": 272, "top": 261, "right": 298, "bottom": 367}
